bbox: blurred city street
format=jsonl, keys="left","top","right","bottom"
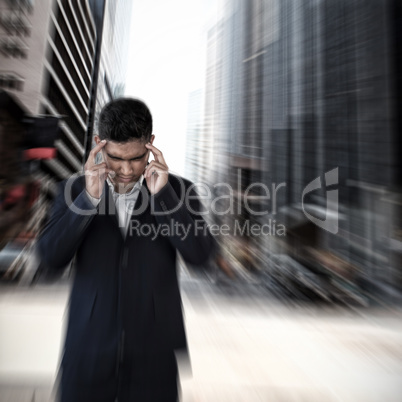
{"left": 1, "top": 271, "right": 402, "bottom": 402}
{"left": 1, "top": 0, "right": 402, "bottom": 401}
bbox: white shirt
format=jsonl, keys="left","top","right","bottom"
{"left": 86, "top": 175, "right": 144, "bottom": 237}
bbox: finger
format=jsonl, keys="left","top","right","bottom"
{"left": 88, "top": 140, "right": 107, "bottom": 166}
{"left": 144, "top": 160, "right": 167, "bottom": 172}
{"left": 87, "top": 163, "right": 108, "bottom": 171}
{"left": 85, "top": 162, "right": 106, "bottom": 172}
{"left": 146, "top": 168, "right": 164, "bottom": 188}
{"left": 146, "top": 169, "right": 168, "bottom": 180}
{"left": 144, "top": 163, "right": 167, "bottom": 178}
{"left": 145, "top": 169, "right": 159, "bottom": 179}
{"left": 145, "top": 143, "right": 166, "bottom": 165}
{"left": 86, "top": 167, "right": 114, "bottom": 176}
{"left": 144, "top": 161, "right": 167, "bottom": 177}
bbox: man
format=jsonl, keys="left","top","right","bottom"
{"left": 38, "top": 98, "right": 215, "bottom": 401}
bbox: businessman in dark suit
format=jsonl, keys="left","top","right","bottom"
{"left": 38, "top": 98, "right": 215, "bottom": 401}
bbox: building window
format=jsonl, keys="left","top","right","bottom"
{"left": 0, "top": 37, "right": 28, "bottom": 58}
{"left": 5, "top": 0, "right": 34, "bottom": 14}
{"left": 0, "top": 72, "right": 25, "bottom": 91}
{"left": 0, "top": 12, "right": 32, "bottom": 37}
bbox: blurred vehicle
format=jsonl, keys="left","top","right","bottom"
{"left": 0, "top": 90, "right": 59, "bottom": 282}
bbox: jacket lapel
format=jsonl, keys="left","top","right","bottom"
{"left": 129, "top": 180, "right": 151, "bottom": 223}
{"left": 98, "top": 183, "right": 120, "bottom": 227}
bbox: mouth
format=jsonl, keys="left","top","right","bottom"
{"left": 115, "top": 175, "right": 135, "bottom": 183}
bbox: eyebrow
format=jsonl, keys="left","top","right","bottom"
{"left": 106, "top": 151, "right": 148, "bottom": 161}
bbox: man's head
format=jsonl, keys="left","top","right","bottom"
{"left": 94, "top": 98, "right": 155, "bottom": 191}
{"left": 98, "top": 97, "right": 153, "bottom": 143}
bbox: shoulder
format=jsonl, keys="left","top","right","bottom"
{"left": 55, "top": 173, "right": 86, "bottom": 201}
{"left": 168, "top": 173, "right": 195, "bottom": 193}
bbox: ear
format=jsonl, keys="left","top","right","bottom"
{"left": 149, "top": 135, "right": 155, "bottom": 145}
{"left": 94, "top": 135, "right": 101, "bottom": 145}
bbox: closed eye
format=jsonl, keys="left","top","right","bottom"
{"left": 107, "top": 152, "right": 147, "bottom": 161}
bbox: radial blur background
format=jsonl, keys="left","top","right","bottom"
{"left": 0, "top": 0, "right": 402, "bottom": 401}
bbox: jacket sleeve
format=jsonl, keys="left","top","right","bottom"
{"left": 151, "top": 177, "right": 216, "bottom": 266}
{"left": 37, "top": 179, "right": 98, "bottom": 272}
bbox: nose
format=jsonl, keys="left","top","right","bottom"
{"left": 119, "top": 161, "right": 134, "bottom": 176}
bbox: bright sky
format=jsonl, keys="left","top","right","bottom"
{"left": 125, "top": 0, "right": 219, "bottom": 177}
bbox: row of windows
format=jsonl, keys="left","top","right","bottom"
{"left": 0, "top": 11, "right": 31, "bottom": 37}
{"left": 50, "top": 51, "right": 88, "bottom": 123}
{"left": 0, "top": 73, "right": 24, "bottom": 91}
{"left": 71, "top": 1, "right": 94, "bottom": 57}
{"left": 81, "top": 0, "right": 96, "bottom": 43}
{"left": 0, "top": 37, "right": 28, "bottom": 58}
{"left": 5, "top": 0, "right": 34, "bottom": 14}
{"left": 58, "top": 1, "right": 93, "bottom": 75}
{"left": 50, "top": 34, "right": 89, "bottom": 105}
{"left": 52, "top": 21, "right": 90, "bottom": 89}
{"left": 47, "top": 75, "right": 86, "bottom": 145}
{"left": 60, "top": 0, "right": 95, "bottom": 50}
{"left": 41, "top": 106, "right": 84, "bottom": 163}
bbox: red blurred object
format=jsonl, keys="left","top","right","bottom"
{"left": 3, "top": 185, "right": 26, "bottom": 204}
{"left": 23, "top": 148, "right": 57, "bottom": 160}
{"left": 1, "top": 181, "right": 39, "bottom": 210}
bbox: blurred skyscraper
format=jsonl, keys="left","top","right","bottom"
{"left": 86, "top": 0, "right": 133, "bottom": 157}
{"left": 185, "top": 89, "right": 203, "bottom": 183}
{"left": 0, "top": 0, "right": 96, "bottom": 185}
{"left": 0, "top": 0, "right": 132, "bottom": 281}
{"left": 0, "top": 0, "right": 47, "bottom": 112}
{"left": 0, "top": 0, "right": 133, "bottom": 184}
{"left": 200, "top": 0, "right": 402, "bottom": 304}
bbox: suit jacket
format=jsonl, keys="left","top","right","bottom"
{"left": 37, "top": 173, "right": 215, "bottom": 390}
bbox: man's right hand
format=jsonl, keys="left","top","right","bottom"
{"left": 84, "top": 140, "right": 114, "bottom": 199}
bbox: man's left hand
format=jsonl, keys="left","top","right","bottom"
{"left": 144, "top": 143, "right": 169, "bottom": 194}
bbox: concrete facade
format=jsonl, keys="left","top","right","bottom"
{"left": 0, "top": 0, "right": 53, "bottom": 114}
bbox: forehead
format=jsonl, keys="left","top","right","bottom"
{"left": 105, "top": 140, "right": 146, "bottom": 158}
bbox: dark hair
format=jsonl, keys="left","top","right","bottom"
{"left": 98, "top": 98, "right": 152, "bottom": 143}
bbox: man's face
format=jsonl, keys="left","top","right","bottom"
{"left": 95, "top": 135, "right": 154, "bottom": 191}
